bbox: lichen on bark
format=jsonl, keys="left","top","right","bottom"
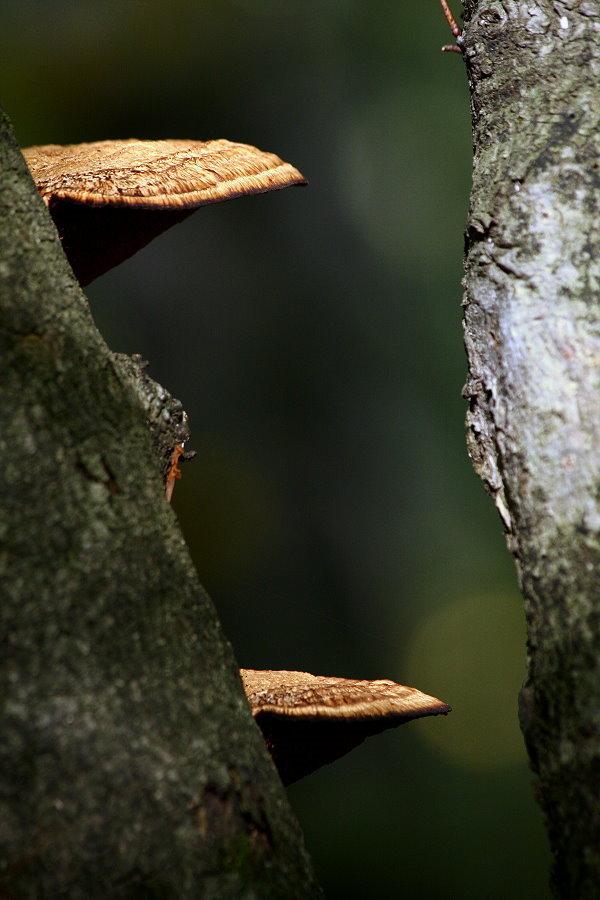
{"left": 0, "top": 107, "right": 321, "bottom": 897}
{"left": 460, "top": 1, "right": 600, "bottom": 895}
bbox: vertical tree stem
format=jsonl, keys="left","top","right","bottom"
{"left": 460, "top": 2, "right": 600, "bottom": 894}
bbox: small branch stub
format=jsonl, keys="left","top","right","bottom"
{"left": 439, "top": 0, "right": 464, "bottom": 53}
{"left": 112, "top": 352, "right": 192, "bottom": 501}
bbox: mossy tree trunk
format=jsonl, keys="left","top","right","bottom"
{"left": 0, "top": 108, "right": 320, "bottom": 897}
{"left": 459, "top": 1, "right": 599, "bottom": 895}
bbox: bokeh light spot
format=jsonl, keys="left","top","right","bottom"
{"left": 403, "top": 590, "right": 528, "bottom": 771}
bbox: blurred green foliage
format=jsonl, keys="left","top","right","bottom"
{"left": 2, "top": 0, "right": 550, "bottom": 895}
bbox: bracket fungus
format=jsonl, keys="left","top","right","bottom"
{"left": 22, "top": 136, "right": 450, "bottom": 785}
{"left": 241, "top": 669, "right": 450, "bottom": 784}
{"left": 22, "top": 138, "right": 306, "bottom": 285}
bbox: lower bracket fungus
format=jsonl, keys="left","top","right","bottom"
{"left": 241, "top": 669, "right": 450, "bottom": 784}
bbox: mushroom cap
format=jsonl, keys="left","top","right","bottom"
{"left": 23, "top": 138, "right": 306, "bottom": 209}
{"left": 241, "top": 669, "right": 450, "bottom": 785}
{"left": 22, "top": 138, "right": 306, "bottom": 284}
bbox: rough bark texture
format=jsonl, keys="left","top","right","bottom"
{"left": 0, "top": 107, "right": 321, "bottom": 898}
{"left": 460, "top": 1, "right": 599, "bottom": 896}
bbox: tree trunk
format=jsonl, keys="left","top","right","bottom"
{"left": 0, "top": 107, "right": 321, "bottom": 897}
{"left": 460, "top": 1, "right": 599, "bottom": 895}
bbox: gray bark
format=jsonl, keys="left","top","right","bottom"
{"left": 0, "top": 107, "right": 320, "bottom": 897}
{"left": 460, "top": 1, "right": 599, "bottom": 895}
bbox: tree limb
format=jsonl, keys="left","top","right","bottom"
{"left": 0, "top": 106, "right": 321, "bottom": 897}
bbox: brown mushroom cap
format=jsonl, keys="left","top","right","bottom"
{"left": 22, "top": 138, "right": 306, "bottom": 284}
{"left": 241, "top": 669, "right": 451, "bottom": 785}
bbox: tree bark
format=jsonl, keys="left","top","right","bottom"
{"left": 0, "top": 107, "right": 321, "bottom": 897}
{"left": 460, "top": 1, "right": 599, "bottom": 895}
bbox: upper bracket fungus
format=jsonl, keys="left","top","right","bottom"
{"left": 23, "top": 138, "right": 307, "bottom": 285}
{"left": 241, "top": 669, "right": 451, "bottom": 784}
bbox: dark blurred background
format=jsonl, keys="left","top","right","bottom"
{"left": 2, "top": 1, "right": 551, "bottom": 896}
